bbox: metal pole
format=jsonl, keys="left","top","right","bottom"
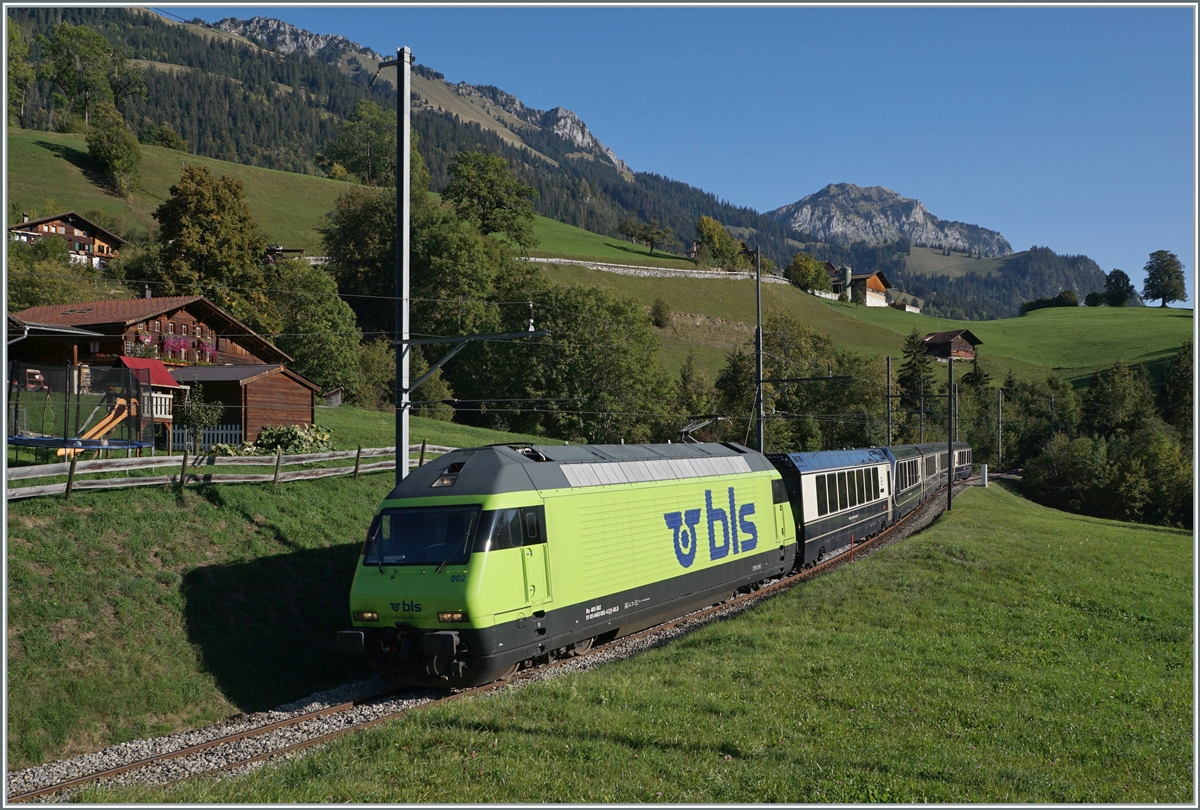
{"left": 754, "top": 246, "right": 763, "bottom": 453}
{"left": 919, "top": 376, "right": 924, "bottom": 443}
{"left": 954, "top": 383, "right": 959, "bottom": 442}
{"left": 997, "top": 388, "right": 1003, "bottom": 472}
{"left": 947, "top": 357, "right": 953, "bottom": 513}
{"left": 395, "top": 46, "right": 412, "bottom": 485}
{"left": 886, "top": 356, "right": 892, "bottom": 446}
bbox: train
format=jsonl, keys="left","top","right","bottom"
{"left": 336, "top": 439, "right": 973, "bottom": 688}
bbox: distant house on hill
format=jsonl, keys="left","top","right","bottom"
{"left": 7, "top": 211, "right": 128, "bottom": 268}
{"left": 922, "top": 329, "right": 982, "bottom": 361}
{"left": 887, "top": 289, "right": 924, "bottom": 314}
{"left": 824, "top": 262, "right": 893, "bottom": 307}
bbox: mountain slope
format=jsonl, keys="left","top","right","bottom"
{"left": 771, "top": 183, "right": 1012, "bottom": 257}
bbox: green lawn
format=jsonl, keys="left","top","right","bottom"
{"left": 86, "top": 482, "right": 1192, "bottom": 803}
{"left": 3, "top": 411, "right": 562, "bottom": 769}
{"left": 7, "top": 128, "right": 350, "bottom": 249}
{"left": 315, "top": 407, "right": 566, "bottom": 451}
{"left": 536, "top": 263, "right": 1192, "bottom": 385}
{"left": 530, "top": 215, "right": 698, "bottom": 269}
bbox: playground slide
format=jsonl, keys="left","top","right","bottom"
{"left": 57, "top": 398, "right": 138, "bottom": 458}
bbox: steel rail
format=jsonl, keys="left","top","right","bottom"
{"left": 5, "top": 690, "right": 401, "bottom": 803}
{"left": 14, "top": 478, "right": 975, "bottom": 802}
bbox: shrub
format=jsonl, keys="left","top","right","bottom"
{"left": 649, "top": 297, "right": 671, "bottom": 328}
{"left": 251, "top": 424, "right": 334, "bottom": 455}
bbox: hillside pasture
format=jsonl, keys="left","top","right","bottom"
{"left": 7, "top": 128, "right": 348, "bottom": 250}
{"left": 82, "top": 482, "right": 1193, "bottom": 803}
{"left": 530, "top": 216, "right": 698, "bottom": 269}
{"left": 904, "top": 245, "right": 1011, "bottom": 279}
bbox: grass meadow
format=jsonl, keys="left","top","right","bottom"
{"left": 537, "top": 262, "right": 1192, "bottom": 385}
{"left": 79, "top": 482, "right": 1192, "bottom": 803}
{"left": 3, "top": 411, "right": 559, "bottom": 768}
{"left": 7, "top": 128, "right": 349, "bottom": 250}
{"left": 529, "top": 215, "right": 697, "bottom": 269}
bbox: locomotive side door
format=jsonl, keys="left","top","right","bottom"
{"left": 520, "top": 506, "right": 550, "bottom": 606}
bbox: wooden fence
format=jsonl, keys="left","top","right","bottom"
{"left": 5, "top": 444, "right": 456, "bottom": 501}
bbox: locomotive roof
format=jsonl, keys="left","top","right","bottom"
{"left": 385, "top": 442, "right": 776, "bottom": 500}
{"left": 768, "top": 447, "right": 891, "bottom": 474}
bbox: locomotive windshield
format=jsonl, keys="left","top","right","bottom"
{"left": 362, "top": 506, "right": 481, "bottom": 567}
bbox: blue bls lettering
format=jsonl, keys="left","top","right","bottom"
{"left": 663, "top": 509, "right": 702, "bottom": 568}
{"left": 707, "top": 489, "right": 730, "bottom": 560}
{"left": 666, "top": 488, "right": 759, "bottom": 568}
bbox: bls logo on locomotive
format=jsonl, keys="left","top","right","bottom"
{"left": 389, "top": 601, "right": 422, "bottom": 612}
{"left": 663, "top": 487, "right": 757, "bottom": 568}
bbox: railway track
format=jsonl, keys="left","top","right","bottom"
{"left": 7, "top": 478, "right": 976, "bottom": 803}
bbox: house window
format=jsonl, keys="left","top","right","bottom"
{"left": 89, "top": 342, "right": 100, "bottom": 354}
{"left": 153, "top": 320, "right": 159, "bottom": 332}
{"left": 169, "top": 322, "right": 175, "bottom": 334}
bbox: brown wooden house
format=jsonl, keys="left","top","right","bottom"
{"left": 168, "top": 365, "right": 320, "bottom": 444}
{"left": 824, "top": 262, "right": 893, "bottom": 307}
{"left": 7, "top": 211, "right": 128, "bottom": 269}
{"left": 922, "top": 329, "right": 982, "bottom": 360}
{"left": 10, "top": 295, "right": 290, "bottom": 369}
{"left": 10, "top": 295, "right": 319, "bottom": 449}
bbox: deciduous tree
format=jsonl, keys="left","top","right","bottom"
{"left": 264, "top": 258, "right": 362, "bottom": 396}
{"left": 442, "top": 151, "right": 538, "bottom": 251}
{"left": 784, "top": 252, "right": 831, "bottom": 292}
{"left": 1103, "top": 269, "right": 1136, "bottom": 307}
{"left": 318, "top": 100, "right": 396, "bottom": 187}
{"left": 86, "top": 102, "right": 141, "bottom": 197}
{"left": 1142, "top": 250, "right": 1187, "bottom": 307}
{"left": 7, "top": 26, "right": 35, "bottom": 127}
{"left": 152, "top": 164, "right": 274, "bottom": 332}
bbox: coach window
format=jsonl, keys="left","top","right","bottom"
{"left": 873, "top": 467, "right": 881, "bottom": 498}
{"left": 854, "top": 470, "right": 865, "bottom": 504}
{"left": 826, "top": 475, "right": 838, "bottom": 514}
{"left": 815, "top": 475, "right": 828, "bottom": 516}
{"left": 836, "top": 472, "right": 848, "bottom": 510}
{"left": 846, "top": 471, "right": 858, "bottom": 508}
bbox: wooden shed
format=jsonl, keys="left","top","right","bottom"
{"left": 922, "top": 329, "right": 982, "bottom": 360}
{"left": 169, "top": 365, "right": 320, "bottom": 445}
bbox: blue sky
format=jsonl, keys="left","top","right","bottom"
{"left": 171, "top": 4, "right": 1196, "bottom": 304}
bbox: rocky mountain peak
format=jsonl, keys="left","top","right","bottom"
{"left": 213, "top": 16, "right": 382, "bottom": 61}
{"left": 770, "top": 183, "right": 1012, "bottom": 257}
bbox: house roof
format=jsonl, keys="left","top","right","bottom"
{"left": 169, "top": 364, "right": 321, "bottom": 393}
{"left": 851, "top": 270, "right": 892, "bottom": 289}
{"left": 7, "top": 211, "right": 129, "bottom": 246}
{"left": 923, "top": 329, "right": 982, "bottom": 346}
{"left": 13, "top": 296, "right": 292, "bottom": 364}
{"left": 116, "top": 356, "right": 181, "bottom": 387}
{"left": 7, "top": 312, "right": 104, "bottom": 338}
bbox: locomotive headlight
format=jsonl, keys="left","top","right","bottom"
{"left": 438, "top": 612, "right": 468, "bottom": 623}
{"left": 353, "top": 611, "right": 379, "bottom": 622}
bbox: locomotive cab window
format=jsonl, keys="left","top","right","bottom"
{"left": 473, "top": 506, "right": 546, "bottom": 553}
{"left": 363, "top": 506, "right": 481, "bottom": 567}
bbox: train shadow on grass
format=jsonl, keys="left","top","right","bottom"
{"left": 181, "top": 543, "right": 373, "bottom": 712}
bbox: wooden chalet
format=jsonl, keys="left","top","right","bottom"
{"left": 824, "top": 262, "right": 892, "bottom": 307}
{"left": 168, "top": 365, "right": 320, "bottom": 445}
{"left": 10, "top": 295, "right": 318, "bottom": 449}
{"left": 10, "top": 295, "right": 290, "bottom": 369}
{"left": 922, "top": 329, "right": 982, "bottom": 360}
{"left": 7, "top": 211, "right": 128, "bottom": 269}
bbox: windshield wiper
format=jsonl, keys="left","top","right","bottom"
{"left": 436, "top": 517, "right": 476, "bottom": 574}
{"left": 367, "top": 524, "right": 384, "bottom": 574}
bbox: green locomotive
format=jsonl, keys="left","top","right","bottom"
{"left": 337, "top": 442, "right": 797, "bottom": 687}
